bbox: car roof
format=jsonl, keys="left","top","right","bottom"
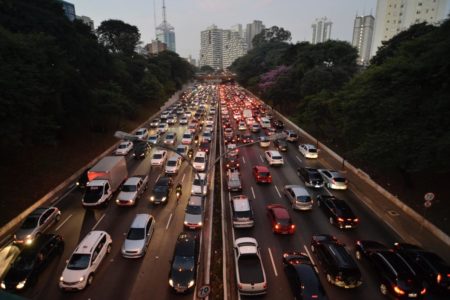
{"left": 75, "top": 231, "right": 108, "bottom": 254}
{"left": 232, "top": 196, "right": 251, "bottom": 211}
{"left": 124, "top": 177, "right": 141, "bottom": 185}
{"left": 188, "top": 196, "right": 203, "bottom": 206}
{"left": 268, "top": 204, "right": 290, "bottom": 219}
{"left": 175, "top": 232, "right": 196, "bottom": 256}
{"left": 130, "top": 214, "right": 151, "bottom": 228}
{"left": 286, "top": 185, "right": 309, "bottom": 195}
{"left": 255, "top": 165, "right": 269, "bottom": 172}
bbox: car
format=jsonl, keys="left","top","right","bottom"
{"left": 297, "top": 167, "right": 324, "bottom": 188}
{"left": 238, "top": 121, "right": 247, "bottom": 131}
{"left": 245, "top": 117, "right": 255, "bottom": 126}
{"left": 284, "top": 130, "right": 298, "bottom": 142}
{"left": 224, "top": 155, "right": 240, "bottom": 170}
{"left": 393, "top": 243, "right": 450, "bottom": 294}
{"left": 165, "top": 155, "right": 182, "bottom": 175}
{"left": 226, "top": 143, "right": 238, "bottom": 157}
{"left": 199, "top": 141, "right": 210, "bottom": 154}
{"left": 76, "top": 168, "right": 89, "bottom": 189}
{"left": 310, "top": 234, "right": 362, "bottom": 289}
{"left": 121, "top": 214, "right": 155, "bottom": 258}
{"left": 273, "top": 139, "right": 288, "bottom": 152}
{"left": 318, "top": 169, "right": 348, "bottom": 190}
{"left": 1, "top": 234, "right": 64, "bottom": 291}
{"left": 59, "top": 231, "right": 112, "bottom": 291}
{"left": 283, "top": 251, "right": 327, "bottom": 300}
{"left": 191, "top": 173, "right": 207, "bottom": 196}
{"left": 14, "top": 207, "right": 61, "bottom": 245}
{"left": 168, "top": 232, "right": 199, "bottom": 293}
{"left": 251, "top": 123, "right": 261, "bottom": 133}
{"left": 230, "top": 195, "right": 254, "bottom": 228}
{"left": 265, "top": 150, "right": 284, "bottom": 166}
{"left": 284, "top": 185, "right": 313, "bottom": 210}
{"left": 259, "top": 134, "right": 270, "bottom": 147}
{"left": 188, "top": 122, "right": 197, "bottom": 134}
{"left": 200, "top": 130, "right": 212, "bottom": 143}
{"left": 147, "top": 133, "right": 160, "bottom": 145}
{"left": 114, "top": 141, "right": 133, "bottom": 155}
{"left": 133, "top": 141, "right": 150, "bottom": 159}
{"left": 149, "top": 118, "right": 160, "bottom": 128}
{"left": 266, "top": 204, "right": 295, "bottom": 234}
{"left": 298, "top": 144, "right": 319, "bottom": 159}
{"left": 264, "top": 127, "right": 276, "bottom": 136}
{"left": 241, "top": 132, "right": 253, "bottom": 144}
{"left": 179, "top": 116, "right": 188, "bottom": 125}
{"left": 193, "top": 151, "right": 207, "bottom": 171}
{"left": 227, "top": 169, "right": 242, "bottom": 192}
{"left": 317, "top": 195, "right": 359, "bottom": 229}
{"left": 253, "top": 165, "right": 272, "bottom": 183}
{"left": 205, "top": 123, "right": 214, "bottom": 131}
{"left": 354, "top": 240, "right": 389, "bottom": 261}
{"left": 157, "top": 123, "right": 169, "bottom": 134}
{"left": 164, "top": 132, "right": 177, "bottom": 145}
{"left": 135, "top": 128, "right": 149, "bottom": 140}
{"left": 224, "top": 127, "right": 234, "bottom": 138}
{"left": 151, "top": 150, "right": 167, "bottom": 166}
{"left": 205, "top": 116, "right": 214, "bottom": 126}
{"left": 176, "top": 144, "right": 189, "bottom": 159}
{"left": 184, "top": 196, "right": 203, "bottom": 229}
{"left": 149, "top": 176, "right": 172, "bottom": 204}
{"left": 366, "top": 249, "right": 427, "bottom": 298}
{"left": 181, "top": 131, "right": 193, "bottom": 145}
{"left": 272, "top": 119, "right": 285, "bottom": 130}
{"left": 167, "top": 115, "right": 177, "bottom": 125}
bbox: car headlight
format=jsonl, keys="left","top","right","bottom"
{"left": 16, "top": 280, "right": 26, "bottom": 290}
{"left": 60, "top": 276, "right": 64, "bottom": 282}
{"left": 79, "top": 276, "right": 85, "bottom": 283}
{"left": 25, "top": 235, "right": 33, "bottom": 245}
{"left": 1, "top": 281, "right": 6, "bottom": 289}
{"left": 188, "top": 280, "right": 195, "bottom": 288}
{"left": 184, "top": 221, "right": 189, "bottom": 225}
{"left": 198, "top": 222, "right": 203, "bottom": 226}
{"left": 169, "top": 279, "right": 174, "bottom": 287}
{"left": 150, "top": 196, "right": 155, "bottom": 201}
{"left": 162, "top": 197, "right": 167, "bottom": 202}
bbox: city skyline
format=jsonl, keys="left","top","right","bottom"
{"left": 70, "top": 0, "right": 379, "bottom": 60}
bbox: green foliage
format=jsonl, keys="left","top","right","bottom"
{"left": 252, "top": 26, "right": 292, "bottom": 48}
{"left": 199, "top": 65, "right": 215, "bottom": 73}
{"left": 97, "top": 19, "right": 141, "bottom": 55}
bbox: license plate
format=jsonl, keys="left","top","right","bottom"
{"left": 345, "top": 225, "right": 352, "bottom": 228}
{"left": 408, "top": 293, "right": 417, "bottom": 298}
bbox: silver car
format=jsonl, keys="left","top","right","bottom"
{"left": 121, "top": 214, "right": 155, "bottom": 258}
{"left": 14, "top": 207, "right": 61, "bottom": 245}
{"left": 284, "top": 185, "right": 313, "bottom": 210}
{"left": 318, "top": 169, "right": 348, "bottom": 190}
{"left": 184, "top": 196, "right": 203, "bottom": 229}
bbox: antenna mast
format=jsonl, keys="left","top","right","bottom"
{"left": 163, "top": 0, "right": 167, "bottom": 26}
{"left": 153, "top": 0, "right": 157, "bottom": 39}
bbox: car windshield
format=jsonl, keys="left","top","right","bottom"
{"left": 193, "top": 179, "right": 206, "bottom": 186}
{"left": 153, "top": 154, "right": 162, "bottom": 159}
{"left": 308, "top": 148, "right": 317, "bottom": 153}
{"left": 154, "top": 185, "right": 168, "bottom": 193}
{"left": 234, "top": 210, "right": 252, "bottom": 218}
{"left": 186, "top": 205, "right": 202, "bottom": 214}
{"left": 84, "top": 186, "right": 104, "bottom": 202}
{"left": 67, "top": 254, "right": 90, "bottom": 270}
{"left": 183, "top": 134, "right": 191, "bottom": 139}
{"left": 297, "top": 196, "right": 312, "bottom": 203}
{"left": 167, "top": 160, "right": 177, "bottom": 166}
{"left": 118, "top": 144, "right": 128, "bottom": 149}
{"left": 12, "top": 254, "right": 34, "bottom": 271}
{"left": 21, "top": 216, "right": 39, "bottom": 229}
{"left": 258, "top": 172, "right": 270, "bottom": 177}
{"left": 172, "top": 256, "right": 194, "bottom": 272}
{"left": 127, "top": 228, "right": 145, "bottom": 240}
{"left": 272, "top": 156, "right": 282, "bottom": 160}
{"left": 122, "top": 185, "right": 137, "bottom": 192}
{"left": 335, "top": 177, "right": 346, "bottom": 183}
{"left": 194, "top": 157, "right": 205, "bottom": 163}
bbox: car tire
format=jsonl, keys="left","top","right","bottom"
{"left": 107, "top": 243, "right": 112, "bottom": 254}
{"left": 380, "top": 284, "right": 388, "bottom": 295}
{"left": 329, "top": 217, "right": 334, "bottom": 225}
{"left": 355, "top": 250, "right": 361, "bottom": 260}
{"left": 87, "top": 274, "right": 94, "bottom": 286}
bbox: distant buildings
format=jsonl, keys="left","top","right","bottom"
{"left": 144, "top": 40, "right": 168, "bottom": 56}
{"left": 371, "top": 0, "right": 450, "bottom": 57}
{"left": 76, "top": 15, "right": 94, "bottom": 30}
{"left": 352, "top": 15, "right": 375, "bottom": 65}
{"left": 199, "top": 24, "right": 248, "bottom": 70}
{"left": 155, "top": 0, "right": 176, "bottom": 52}
{"left": 59, "top": 1, "right": 76, "bottom": 21}
{"left": 245, "top": 20, "right": 265, "bottom": 50}
{"left": 311, "top": 17, "right": 332, "bottom": 44}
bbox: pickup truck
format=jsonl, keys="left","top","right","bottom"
{"left": 115, "top": 175, "right": 148, "bottom": 206}
{"left": 227, "top": 169, "right": 242, "bottom": 192}
{"left": 234, "top": 237, "right": 267, "bottom": 296}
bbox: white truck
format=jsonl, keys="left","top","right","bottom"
{"left": 115, "top": 175, "right": 148, "bottom": 206}
{"left": 234, "top": 237, "right": 267, "bottom": 296}
{"left": 82, "top": 156, "right": 128, "bottom": 207}
{"left": 243, "top": 109, "right": 253, "bottom": 119}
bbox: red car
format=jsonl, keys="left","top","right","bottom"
{"left": 253, "top": 166, "right": 272, "bottom": 184}
{"left": 267, "top": 204, "right": 296, "bottom": 234}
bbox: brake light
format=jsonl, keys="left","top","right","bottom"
{"left": 393, "top": 285, "right": 405, "bottom": 295}
{"left": 290, "top": 224, "right": 296, "bottom": 229}
{"left": 337, "top": 217, "right": 344, "bottom": 222}
{"left": 420, "top": 287, "right": 427, "bottom": 295}
{"left": 437, "top": 273, "right": 442, "bottom": 283}
{"left": 275, "top": 224, "right": 280, "bottom": 230}
{"left": 447, "top": 273, "right": 450, "bottom": 278}
{"left": 354, "top": 218, "right": 359, "bottom": 222}
{"left": 311, "top": 295, "right": 318, "bottom": 299}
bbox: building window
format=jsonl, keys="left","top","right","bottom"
{"left": 418, "top": 2, "right": 422, "bottom": 6}
{"left": 417, "top": 10, "right": 421, "bottom": 14}
{"left": 398, "top": 20, "right": 401, "bottom": 24}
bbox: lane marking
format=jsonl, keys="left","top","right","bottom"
{"left": 251, "top": 186, "right": 256, "bottom": 200}
{"left": 155, "top": 174, "right": 161, "bottom": 183}
{"left": 52, "top": 185, "right": 77, "bottom": 205}
{"left": 92, "top": 213, "right": 106, "bottom": 230}
{"left": 181, "top": 173, "right": 186, "bottom": 183}
{"left": 259, "top": 155, "right": 264, "bottom": 163}
{"left": 323, "top": 186, "right": 333, "bottom": 196}
{"left": 166, "top": 213, "right": 173, "bottom": 230}
{"left": 242, "top": 156, "right": 246, "bottom": 164}
{"left": 55, "top": 214, "right": 72, "bottom": 231}
{"left": 296, "top": 156, "right": 302, "bottom": 163}
{"left": 274, "top": 185, "right": 281, "bottom": 198}
{"left": 303, "top": 245, "right": 319, "bottom": 273}
{"left": 268, "top": 247, "right": 278, "bottom": 277}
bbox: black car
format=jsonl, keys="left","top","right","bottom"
{"left": 76, "top": 168, "right": 89, "bottom": 189}
{"left": 241, "top": 132, "right": 253, "bottom": 144}
{"left": 273, "top": 139, "right": 288, "bottom": 152}
{"left": 393, "top": 243, "right": 450, "bottom": 294}
{"left": 150, "top": 176, "right": 173, "bottom": 205}
{"left": 169, "top": 232, "right": 199, "bottom": 293}
{"left": 283, "top": 251, "right": 327, "bottom": 299}
{"left": 199, "top": 141, "right": 210, "bottom": 154}
{"left": 355, "top": 240, "right": 389, "bottom": 261}
{"left": 311, "top": 234, "right": 362, "bottom": 289}
{"left": 297, "top": 167, "right": 324, "bottom": 188}
{"left": 1, "top": 234, "right": 64, "bottom": 291}
{"left": 133, "top": 141, "right": 150, "bottom": 159}
{"left": 317, "top": 195, "right": 359, "bottom": 229}
{"left": 272, "top": 119, "right": 285, "bottom": 130}
{"left": 224, "top": 155, "right": 240, "bottom": 170}
{"left": 367, "top": 249, "right": 427, "bottom": 298}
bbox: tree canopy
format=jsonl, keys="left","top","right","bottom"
{"left": 97, "top": 19, "right": 141, "bottom": 55}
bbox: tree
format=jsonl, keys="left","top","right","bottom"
{"left": 252, "top": 26, "right": 292, "bottom": 48}
{"left": 97, "top": 19, "right": 140, "bottom": 55}
{"left": 200, "top": 65, "right": 214, "bottom": 73}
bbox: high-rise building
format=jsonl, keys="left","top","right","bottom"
{"left": 145, "top": 40, "right": 168, "bottom": 56}
{"left": 231, "top": 24, "right": 244, "bottom": 39}
{"left": 222, "top": 30, "right": 248, "bottom": 69}
{"left": 311, "top": 17, "right": 332, "bottom": 44}
{"left": 156, "top": 0, "right": 176, "bottom": 52}
{"left": 245, "top": 20, "right": 265, "bottom": 50}
{"left": 76, "top": 15, "right": 94, "bottom": 30}
{"left": 60, "top": 1, "right": 76, "bottom": 21}
{"left": 352, "top": 15, "right": 375, "bottom": 65}
{"left": 199, "top": 25, "right": 223, "bottom": 70}
{"left": 371, "top": 0, "right": 450, "bottom": 57}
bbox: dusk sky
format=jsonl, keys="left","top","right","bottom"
{"left": 72, "top": 0, "right": 377, "bottom": 60}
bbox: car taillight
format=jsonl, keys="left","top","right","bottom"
{"left": 337, "top": 217, "right": 344, "bottom": 222}
{"left": 393, "top": 285, "right": 405, "bottom": 295}
{"left": 311, "top": 295, "right": 318, "bottom": 299}
{"left": 420, "top": 287, "right": 427, "bottom": 295}
{"left": 354, "top": 218, "right": 359, "bottom": 222}
{"left": 275, "top": 224, "right": 280, "bottom": 229}
{"left": 263, "top": 282, "right": 267, "bottom": 289}
{"left": 290, "top": 224, "right": 295, "bottom": 229}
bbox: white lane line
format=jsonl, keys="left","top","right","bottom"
{"left": 274, "top": 185, "right": 282, "bottom": 198}
{"left": 181, "top": 173, "right": 186, "bottom": 183}
{"left": 296, "top": 156, "right": 302, "bottom": 163}
{"left": 251, "top": 186, "right": 256, "bottom": 200}
{"left": 268, "top": 248, "right": 278, "bottom": 277}
{"left": 166, "top": 213, "right": 173, "bottom": 230}
{"left": 304, "top": 245, "right": 319, "bottom": 273}
{"left": 55, "top": 214, "right": 72, "bottom": 231}
{"left": 323, "top": 186, "right": 333, "bottom": 196}
{"left": 242, "top": 156, "right": 246, "bottom": 164}
{"left": 92, "top": 213, "right": 106, "bottom": 230}
{"left": 52, "top": 185, "right": 77, "bottom": 205}
{"left": 259, "top": 155, "right": 264, "bottom": 163}
{"left": 155, "top": 174, "right": 161, "bottom": 183}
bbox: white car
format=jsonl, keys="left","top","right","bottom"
{"left": 298, "top": 143, "right": 318, "bottom": 159}
{"left": 167, "top": 115, "right": 177, "bottom": 125}
{"left": 165, "top": 156, "right": 182, "bottom": 175}
{"left": 238, "top": 121, "right": 247, "bottom": 131}
{"left": 164, "top": 132, "right": 177, "bottom": 145}
{"left": 114, "top": 141, "right": 133, "bottom": 155}
{"left": 187, "top": 123, "right": 197, "bottom": 134}
{"left": 205, "top": 124, "right": 213, "bottom": 131}
{"left": 227, "top": 143, "right": 238, "bottom": 157}
{"left": 157, "top": 123, "right": 169, "bottom": 134}
{"left": 151, "top": 150, "right": 167, "bottom": 166}
{"left": 201, "top": 130, "right": 212, "bottom": 143}
{"left": 191, "top": 173, "right": 207, "bottom": 195}
{"left": 179, "top": 116, "right": 188, "bottom": 125}
{"left": 265, "top": 150, "right": 284, "bottom": 166}
{"left": 245, "top": 117, "right": 255, "bottom": 126}
{"left": 205, "top": 116, "right": 214, "bottom": 126}
{"left": 181, "top": 131, "right": 193, "bottom": 145}
{"left": 147, "top": 133, "right": 160, "bottom": 145}
{"left": 135, "top": 128, "right": 148, "bottom": 140}
{"left": 149, "top": 119, "right": 159, "bottom": 128}
{"left": 121, "top": 214, "right": 155, "bottom": 258}
{"left": 193, "top": 151, "right": 207, "bottom": 171}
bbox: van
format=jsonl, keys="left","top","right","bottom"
{"left": 59, "top": 231, "right": 112, "bottom": 291}
{"left": 259, "top": 117, "right": 271, "bottom": 129}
